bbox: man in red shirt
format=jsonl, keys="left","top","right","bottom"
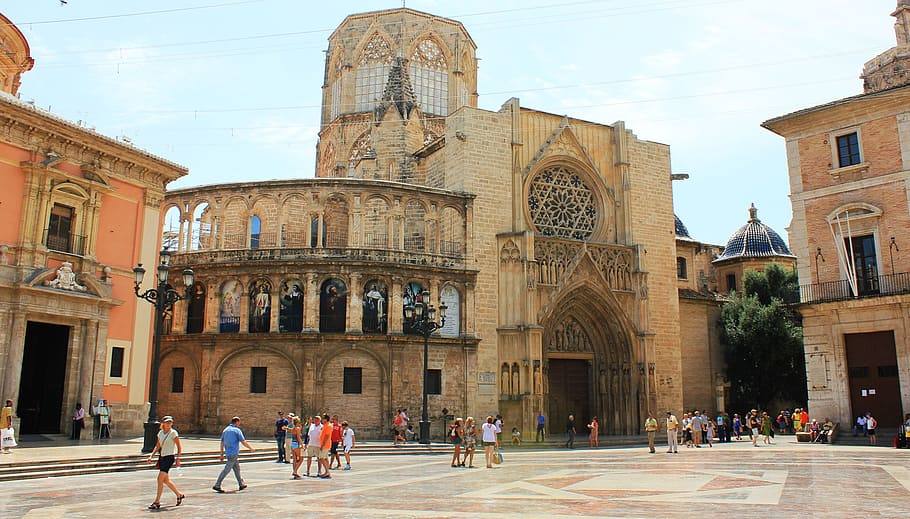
{"left": 799, "top": 409, "right": 809, "bottom": 432}
{"left": 330, "top": 415, "right": 343, "bottom": 469}
{"left": 318, "top": 413, "right": 333, "bottom": 479}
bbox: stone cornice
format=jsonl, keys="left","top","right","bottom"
{"left": 790, "top": 169, "right": 910, "bottom": 200}
{"left": 0, "top": 94, "right": 187, "bottom": 190}
{"left": 165, "top": 177, "right": 475, "bottom": 201}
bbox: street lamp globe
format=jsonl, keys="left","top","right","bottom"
{"left": 132, "top": 264, "right": 146, "bottom": 286}
{"left": 404, "top": 304, "right": 414, "bottom": 320}
{"left": 157, "top": 262, "right": 169, "bottom": 284}
{"left": 182, "top": 268, "right": 195, "bottom": 289}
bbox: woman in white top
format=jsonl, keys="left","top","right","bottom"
{"left": 481, "top": 415, "right": 499, "bottom": 469}
{"left": 146, "top": 416, "right": 185, "bottom": 509}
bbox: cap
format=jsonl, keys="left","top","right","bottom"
{"left": 161, "top": 416, "right": 174, "bottom": 423}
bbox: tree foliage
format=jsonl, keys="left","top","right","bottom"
{"left": 720, "top": 264, "right": 806, "bottom": 412}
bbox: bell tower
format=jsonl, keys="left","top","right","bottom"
{"left": 314, "top": 8, "right": 478, "bottom": 182}
{"left": 861, "top": 1, "right": 910, "bottom": 93}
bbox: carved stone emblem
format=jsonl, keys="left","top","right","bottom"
{"left": 44, "top": 261, "right": 87, "bottom": 292}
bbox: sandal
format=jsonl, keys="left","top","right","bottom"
{"left": 148, "top": 502, "right": 161, "bottom": 510}
{"left": 176, "top": 495, "right": 185, "bottom": 506}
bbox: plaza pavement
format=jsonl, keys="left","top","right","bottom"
{"left": 3, "top": 438, "right": 910, "bottom": 518}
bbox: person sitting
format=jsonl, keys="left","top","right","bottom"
{"left": 809, "top": 419, "right": 821, "bottom": 442}
{"left": 819, "top": 418, "right": 834, "bottom": 443}
{"left": 511, "top": 427, "right": 522, "bottom": 445}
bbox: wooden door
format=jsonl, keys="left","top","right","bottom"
{"left": 846, "top": 331, "right": 902, "bottom": 427}
{"left": 547, "top": 359, "right": 591, "bottom": 435}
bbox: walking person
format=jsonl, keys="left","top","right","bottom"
{"left": 682, "top": 413, "right": 693, "bottom": 447}
{"left": 450, "top": 417, "right": 464, "bottom": 467}
{"left": 705, "top": 419, "right": 715, "bottom": 447}
{"left": 213, "top": 416, "right": 255, "bottom": 493}
{"left": 482, "top": 416, "right": 499, "bottom": 469}
{"left": 289, "top": 416, "right": 304, "bottom": 479}
{"left": 146, "top": 416, "right": 185, "bottom": 509}
{"left": 305, "top": 415, "right": 322, "bottom": 477}
{"left": 866, "top": 413, "right": 878, "bottom": 445}
{"left": 462, "top": 417, "right": 477, "bottom": 468}
{"left": 588, "top": 416, "right": 599, "bottom": 448}
{"left": 318, "top": 413, "right": 333, "bottom": 479}
{"left": 644, "top": 413, "right": 659, "bottom": 453}
{"left": 71, "top": 403, "right": 85, "bottom": 440}
{"left": 285, "top": 413, "right": 296, "bottom": 461}
{"left": 535, "top": 411, "right": 546, "bottom": 443}
{"left": 393, "top": 408, "right": 405, "bottom": 446}
{"left": 1, "top": 400, "right": 15, "bottom": 454}
{"left": 732, "top": 413, "right": 743, "bottom": 440}
{"left": 494, "top": 414, "right": 504, "bottom": 445}
{"left": 665, "top": 411, "right": 679, "bottom": 453}
{"left": 854, "top": 414, "right": 867, "bottom": 436}
{"left": 275, "top": 411, "right": 289, "bottom": 464}
{"left": 749, "top": 410, "right": 761, "bottom": 447}
{"left": 565, "top": 414, "right": 576, "bottom": 449}
{"left": 716, "top": 412, "right": 727, "bottom": 443}
{"left": 690, "top": 411, "right": 703, "bottom": 448}
{"left": 761, "top": 412, "right": 774, "bottom": 444}
{"left": 341, "top": 421, "right": 354, "bottom": 470}
{"left": 329, "top": 415, "right": 343, "bottom": 469}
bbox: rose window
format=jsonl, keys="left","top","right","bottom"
{"left": 528, "top": 166, "right": 597, "bottom": 240}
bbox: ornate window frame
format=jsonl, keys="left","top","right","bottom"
{"left": 523, "top": 157, "right": 608, "bottom": 242}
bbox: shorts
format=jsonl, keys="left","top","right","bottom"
{"left": 751, "top": 428, "right": 759, "bottom": 436}
{"left": 306, "top": 445, "right": 321, "bottom": 457}
{"left": 451, "top": 437, "right": 462, "bottom": 446}
{"left": 343, "top": 444, "right": 352, "bottom": 454}
{"left": 317, "top": 448, "right": 329, "bottom": 459}
{"left": 483, "top": 441, "right": 496, "bottom": 447}
{"left": 157, "top": 455, "right": 175, "bottom": 473}
{"left": 868, "top": 428, "right": 876, "bottom": 435}
{"left": 291, "top": 441, "right": 300, "bottom": 450}
{"left": 330, "top": 442, "right": 339, "bottom": 455}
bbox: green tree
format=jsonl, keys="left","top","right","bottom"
{"left": 720, "top": 264, "right": 806, "bottom": 412}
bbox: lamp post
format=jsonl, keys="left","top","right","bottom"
{"left": 133, "top": 249, "right": 194, "bottom": 453}
{"left": 403, "top": 289, "right": 447, "bottom": 445}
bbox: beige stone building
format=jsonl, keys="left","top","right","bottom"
{"left": 160, "top": 7, "right": 793, "bottom": 438}
{"left": 763, "top": 1, "right": 910, "bottom": 429}
{"left": 0, "top": 12, "right": 187, "bottom": 438}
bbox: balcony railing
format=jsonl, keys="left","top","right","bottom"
{"left": 171, "top": 246, "right": 467, "bottom": 270}
{"left": 219, "top": 316, "right": 240, "bottom": 333}
{"left": 796, "top": 272, "right": 910, "bottom": 304}
{"left": 43, "top": 229, "right": 86, "bottom": 256}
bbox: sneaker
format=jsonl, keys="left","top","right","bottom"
{"left": 318, "top": 474, "right": 331, "bottom": 479}
{"left": 212, "top": 486, "right": 224, "bottom": 493}
{"left": 238, "top": 484, "right": 248, "bottom": 491}
{"left": 343, "top": 465, "right": 351, "bottom": 471}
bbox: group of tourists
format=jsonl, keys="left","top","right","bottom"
{"left": 448, "top": 415, "right": 502, "bottom": 468}
{"left": 144, "top": 411, "right": 355, "bottom": 510}
{"left": 69, "top": 400, "right": 112, "bottom": 440}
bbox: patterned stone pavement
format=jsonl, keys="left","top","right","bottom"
{"left": 3, "top": 441, "right": 910, "bottom": 518}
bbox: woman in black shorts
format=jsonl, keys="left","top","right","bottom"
{"left": 146, "top": 416, "right": 185, "bottom": 509}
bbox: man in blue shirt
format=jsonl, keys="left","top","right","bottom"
{"left": 274, "top": 411, "right": 289, "bottom": 464}
{"left": 213, "top": 416, "right": 254, "bottom": 492}
{"left": 536, "top": 411, "right": 546, "bottom": 442}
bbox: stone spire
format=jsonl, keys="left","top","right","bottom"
{"left": 748, "top": 203, "right": 759, "bottom": 222}
{"left": 861, "top": 1, "right": 910, "bottom": 93}
{"left": 374, "top": 56, "right": 418, "bottom": 121}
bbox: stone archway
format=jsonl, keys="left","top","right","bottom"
{"left": 541, "top": 285, "right": 639, "bottom": 436}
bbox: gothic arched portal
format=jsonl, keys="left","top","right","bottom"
{"left": 541, "top": 284, "right": 639, "bottom": 436}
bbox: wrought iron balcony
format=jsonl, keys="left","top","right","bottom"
{"left": 43, "top": 229, "right": 86, "bottom": 256}
{"left": 796, "top": 272, "right": 910, "bottom": 304}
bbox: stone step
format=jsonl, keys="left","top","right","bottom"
{"left": 0, "top": 444, "right": 451, "bottom": 482}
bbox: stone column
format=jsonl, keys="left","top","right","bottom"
{"left": 304, "top": 273, "right": 319, "bottom": 332}
{"left": 205, "top": 281, "right": 219, "bottom": 333}
{"left": 79, "top": 319, "right": 99, "bottom": 438}
{"left": 429, "top": 278, "right": 440, "bottom": 309}
{"left": 347, "top": 272, "right": 361, "bottom": 334}
{"left": 270, "top": 287, "right": 280, "bottom": 333}
{"left": 464, "top": 282, "right": 476, "bottom": 336}
{"left": 1, "top": 311, "right": 27, "bottom": 408}
{"left": 390, "top": 277, "right": 403, "bottom": 334}
{"left": 239, "top": 276, "right": 250, "bottom": 333}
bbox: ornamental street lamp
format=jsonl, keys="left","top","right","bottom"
{"left": 133, "top": 249, "right": 194, "bottom": 453}
{"left": 403, "top": 289, "right": 447, "bottom": 445}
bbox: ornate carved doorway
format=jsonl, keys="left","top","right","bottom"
{"left": 547, "top": 358, "right": 590, "bottom": 435}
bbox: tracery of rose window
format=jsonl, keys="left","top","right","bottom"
{"left": 527, "top": 166, "right": 597, "bottom": 240}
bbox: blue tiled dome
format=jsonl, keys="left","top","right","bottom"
{"left": 674, "top": 214, "right": 691, "bottom": 239}
{"left": 714, "top": 204, "right": 794, "bottom": 263}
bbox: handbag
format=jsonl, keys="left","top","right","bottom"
{"left": 493, "top": 448, "right": 503, "bottom": 465}
{"left": 1, "top": 427, "right": 15, "bottom": 448}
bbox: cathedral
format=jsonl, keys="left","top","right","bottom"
{"left": 158, "top": 8, "right": 794, "bottom": 438}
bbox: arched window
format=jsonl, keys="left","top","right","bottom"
{"left": 409, "top": 38, "right": 448, "bottom": 115}
{"left": 186, "top": 282, "right": 206, "bottom": 334}
{"left": 364, "top": 196, "right": 389, "bottom": 248}
{"left": 250, "top": 215, "right": 262, "bottom": 249}
{"left": 190, "top": 202, "right": 211, "bottom": 251}
{"left": 439, "top": 206, "right": 464, "bottom": 256}
{"left": 439, "top": 285, "right": 460, "bottom": 337}
{"left": 219, "top": 280, "right": 242, "bottom": 332}
{"left": 404, "top": 200, "right": 426, "bottom": 251}
{"left": 355, "top": 34, "right": 393, "bottom": 112}
{"left": 162, "top": 206, "right": 181, "bottom": 251}
{"left": 249, "top": 279, "right": 272, "bottom": 333}
{"left": 319, "top": 278, "right": 347, "bottom": 333}
{"left": 402, "top": 281, "right": 426, "bottom": 335}
{"left": 677, "top": 257, "right": 688, "bottom": 280}
{"left": 362, "top": 280, "right": 388, "bottom": 334}
{"left": 279, "top": 278, "right": 304, "bottom": 333}
{"left": 323, "top": 196, "right": 349, "bottom": 248}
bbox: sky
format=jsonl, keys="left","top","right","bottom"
{"left": 3, "top": 0, "right": 899, "bottom": 245}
